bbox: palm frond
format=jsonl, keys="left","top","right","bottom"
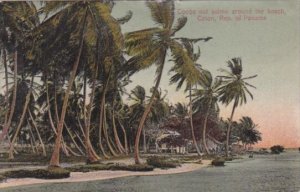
{"left": 171, "top": 16, "right": 187, "bottom": 35}
{"left": 146, "top": 1, "right": 174, "bottom": 29}
{"left": 117, "top": 10, "right": 133, "bottom": 24}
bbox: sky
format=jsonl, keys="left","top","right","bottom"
{"left": 112, "top": 0, "right": 300, "bottom": 148}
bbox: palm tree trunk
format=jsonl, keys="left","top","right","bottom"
{"left": 117, "top": 118, "right": 128, "bottom": 154}
{"left": 85, "top": 67, "right": 101, "bottom": 163}
{"left": 49, "top": 10, "right": 87, "bottom": 167}
{"left": 9, "top": 77, "right": 33, "bottom": 159}
{"left": 98, "top": 96, "right": 110, "bottom": 159}
{"left": 202, "top": 99, "right": 212, "bottom": 155}
{"left": 225, "top": 102, "right": 237, "bottom": 157}
{"left": 143, "top": 129, "right": 146, "bottom": 153}
{"left": 98, "top": 68, "right": 113, "bottom": 158}
{"left": 3, "top": 49, "right": 9, "bottom": 125}
{"left": 0, "top": 50, "right": 18, "bottom": 142}
{"left": 103, "top": 108, "right": 118, "bottom": 157}
{"left": 77, "top": 117, "right": 86, "bottom": 139}
{"left": 189, "top": 86, "right": 201, "bottom": 156}
{"left": 134, "top": 51, "right": 166, "bottom": 164}
{"left": 28, "top": 109, "right": 46, "bottom": 157}
{"left": 112, "top": 109, "right": 126, "bottom": 154}
{"left": 28, "top": 122, "right": 39, "bottom": 153}
{"left": 64, "top": 122, "right": 85, "bottom": 156}
{"left": 46, "top": 77, "right": 69, "bottom": 157}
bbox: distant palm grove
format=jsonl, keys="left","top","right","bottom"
{"left": 0, "top": 1, "right": 261, "bottom": 167}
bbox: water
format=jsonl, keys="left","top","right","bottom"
{"left": 2, "top": 151, "right": 300, "bottom": 192}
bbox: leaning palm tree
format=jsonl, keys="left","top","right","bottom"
{"left": 218, "top": 57, "right": 257, "bottom": 157}
{"left": 126, "top": 1, "right": 210, "bottom": 164}
{"left": 0, "top": 2, "right": 38, "bottom": 142}
{"left": 170, "top": 37, "right": 212, "bottom": 156}
{"left": 192, "top": 71, "right": 221, "bottom": 154}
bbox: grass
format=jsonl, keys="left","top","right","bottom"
{"left": 66, "top": 163, "right": 154, "bottom": 172}
{"left": 1, "top": 167, "right": 70, "bottom": 180}
{"left": 146, "top": 156, "right": 180, "bottom": 169}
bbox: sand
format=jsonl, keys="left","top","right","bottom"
{"left": 0, "top": 160, "right": 211, "bottom": 189}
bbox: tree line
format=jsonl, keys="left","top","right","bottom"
{"left": 0, "top": 1, "right": 260, "bottom": 167}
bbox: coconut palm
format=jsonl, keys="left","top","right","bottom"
{"left": 218, "top": 57, "right": 257, "bottom": 157}
{"left": 125, "top": 1, "right": 208, "bottom": 164}
{"left": 192, "top": 71, "right": 221, "bottom": 154}
{"left": 237, "top": 116, "right": 261, "bottom": 148}
{"left": 170, "top": 36, "right": 212, "bottom": 156}
{"left": 0, "top": 2, "right": 39, "bottom": 142}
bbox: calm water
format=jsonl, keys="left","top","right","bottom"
{"left": 2, "top": 150, "right": 300, "bottom": 192}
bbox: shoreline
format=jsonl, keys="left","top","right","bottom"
{"left": 0, "top": 160, "right": 211, "bottom": 189}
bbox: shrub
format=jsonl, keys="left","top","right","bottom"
{"left": 211, "top": 158, "right": 225, "bottom": 166}
{"left": 270, "top": 145, "right": 284, "bottom": 154}
{"left": 3, "top": 167, "right": 70, "bottom": 179}
{"left": 146, "top": 156, "right": 179, "bottom": 169}
{"left": 110, "top": 164, "right": 154, "bottom": 172}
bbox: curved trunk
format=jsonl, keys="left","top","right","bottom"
{"left": 85, "top": 66, "right": 101, "bottom": 163}
{"left": 98, "top": 96, "right": 109, "bottom": 159}
{"left": 117, "top": 118, "right": 128, "bottom": 154}
{"left": 28, "top": 109, "right": 46, "bottom": 157}
{"left": 9, "top": 75, "right": 34, "bottom": 159}
{"left": 49, "top": 10, "right": 87, "bottom": 167}
{"left": 112, "top": 109, "right": 126, "bottom": 154}
{"left": 98, "top": 68, "right": 113, "bottom": 158}
{"left": 46, "top": 77, "right": 69, "bottom": 157}
{"left": 9, "top": 80, "right": 33, "bottom": 159}
{"left": 189, "top": 87, "right": 201, "bottom": 156}
{"left": 28, "top": 123, "right": 38, "bottom": 153}
{"left": 64, "top": 122, "right": 85, "bottom": 156}
{"left": 0, "top": 50, "right": 18, "bottom": 142}
{"left": 134, "top": 51, "right": 166, "bottom": 164}
{"left": 225, "top": 102, "right": 237, "bottom": 157}
{"left": 103, "top": 107, "right": 118, "bottom": 156}
{"left": 3, "top": 50, "right": 9, "bottom": 124}
{"left": 202, "top": 99, "right": 212, "bottom": 155}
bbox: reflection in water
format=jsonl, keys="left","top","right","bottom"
{"left": 3, "top": 151, "right": 300, "bottom": 192}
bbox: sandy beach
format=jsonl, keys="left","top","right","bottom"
{"left": 0, "top": 160, "right": 211, "bottom": 189}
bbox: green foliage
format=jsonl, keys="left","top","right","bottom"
{"left": 211, "top": 157, "right": 225, "bottom": 166}
{"left": 218, "top": 57, "right": 257, "bottom": 107}
{"left": 3, "top": 167, "right": 70, "bottom": 179}
{"left": 270, "top": 145, "right": 284, "bottom": 154}
{"left": 67, "top": 163, "right": 154, "bottom": 172}
{"left": 146, "top": 156, "right": 179, "bottom": 169}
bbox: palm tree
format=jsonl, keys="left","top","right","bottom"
{"left": 218, "top": 57, "right": 257, "bottom": 157}
{"left": 170, "top": 37, "right": 212, "bottom": 156}
{"left": 237, "top": 116, "right": 261, "bottom": 148}
{"left": 126, "top": 1, "right": 208, "bottom": 164}
{"left": 0, "top": 2, "right": 38, "bottom": 142}
{"left": 192, "top": 71, "right": 221, "bottom": 154}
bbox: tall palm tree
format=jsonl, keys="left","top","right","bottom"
{"left": 218, "top": 57, "right": 257, "bottom": 157}
{"left": 0, "top": 2, "right": 38, "bottom": 142}
{"left": 170, "top": 37, "right": 212, "bottom": 156}
{"left": 126, "top": 1, "right": 206, "bottom": 164}
{"left": 192, "top": 71, "right": 221, "bottom": 154}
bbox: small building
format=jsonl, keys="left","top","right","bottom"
{"left": 155, "top": 130, "right": 187, "bottom": 154}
